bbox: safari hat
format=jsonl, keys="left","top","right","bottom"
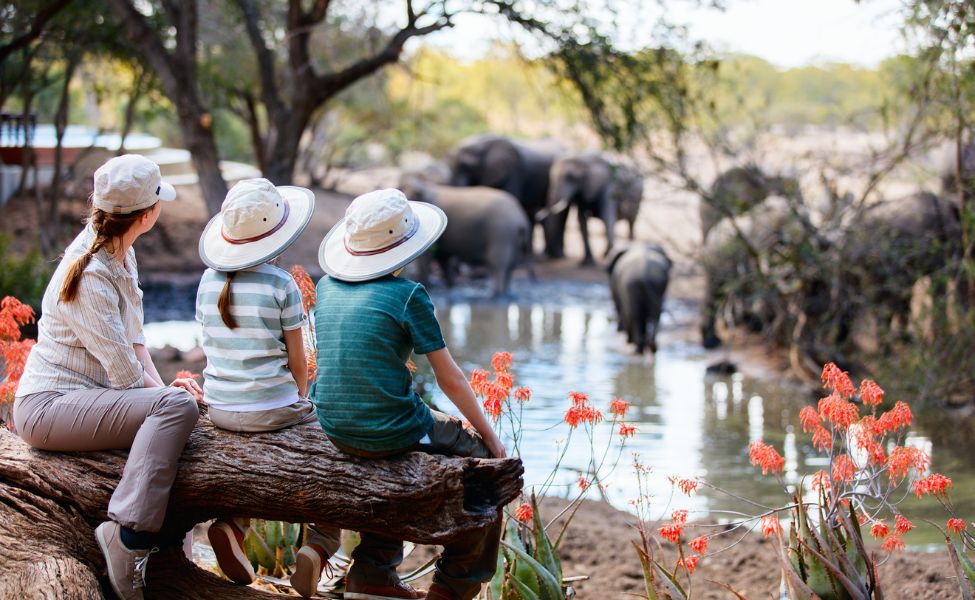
{"left": 93, "top": 154, "right": 176, "bottom": 214}
{"left": 318, "top": 188, "right": 447, "bottom": 282}
{"left": 199, "top": 178, "right": 315, "bottom": 271}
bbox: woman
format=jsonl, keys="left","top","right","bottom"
{"left": 12, "top": 154, "right": 203, "bottom": 600}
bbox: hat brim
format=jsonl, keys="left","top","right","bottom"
{"left": 319, "top": 201, "right": 447, "bottom": 282}
{"left": 158, "top": 180, "right": 177, "bottom": 202}
{"left": 199, "top": 186, "right": 315, "bottom": 271}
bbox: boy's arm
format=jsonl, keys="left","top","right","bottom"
{"left": 426, "top": 347, "right": 507, "bottom": 458}
{"left": 283, "top": 327, "right": 309, "bottom": 398}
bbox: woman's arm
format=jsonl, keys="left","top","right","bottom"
{"left": 426, "top": 347, "right": 507, "bottom": 459}
{"left": 133, "top": 344, "right": 164, "bottom": 387}
{"left": 283, "top": 327, "right": 309, "bottom": 398}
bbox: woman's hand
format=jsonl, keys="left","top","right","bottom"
{"left": 171, "top": 377, "right": 204, "bottom": 405}
{"left": 485, "top": 434, "right": 507, "bottom": 459}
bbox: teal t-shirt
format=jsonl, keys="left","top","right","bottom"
{"left": 312, "top": 275, "right": 445, "bottom": 452}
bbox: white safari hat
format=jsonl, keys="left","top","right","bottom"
{"left": 93, "top": 154, "right": 176, "bottom": 214}
{"left": 199, "top": 178, "right": 315, "bottom": 271}
{"left": 319, "top": 188, "right": 447, "bottom": 282}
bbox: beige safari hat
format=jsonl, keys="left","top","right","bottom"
{"left": 199, "top": 178, "right": 315, "bottom": 271}
{"left": 318, "top": 188, "right": 446, "bottom": 282}
{"left": 93, "top": 154, "right": 176, "bottom": 214}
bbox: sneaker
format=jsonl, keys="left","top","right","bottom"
{"left": 94, "top": 521, "right": 159, "bottom": 600}
{"left": 291, "top": 544, "right": 330, "bottom": 598}
{"left": 207, "top": 519, "right": 256, "bottom": 584}
{"left": 345, "top": 579, "right": 427, "bottom": 600}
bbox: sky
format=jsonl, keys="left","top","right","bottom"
{"left": 412, "top": 0, "right": 908, "bottom": 69}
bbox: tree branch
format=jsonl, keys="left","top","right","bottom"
{"left": 0, "top": 0, "right": 74, "bottom": 64}
{"left": 312, "top": 14, "right": 451, "bottom": 103}
{"left": 234, "top": 0, "right": 285, "bottom": 119}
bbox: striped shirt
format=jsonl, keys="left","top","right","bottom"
{"left": 312, "top": 275, "right": 445, "bottom": 452}
{"left": 196, "top": 264, "right": 307, "bottom": 411}
{"left": 16, "top": 225, "right": 147, "bottom": 396}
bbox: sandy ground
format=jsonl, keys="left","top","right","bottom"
{"left": 1, "top": 158, "right": 958, "bottom": 597}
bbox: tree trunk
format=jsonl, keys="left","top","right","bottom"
{"left": 177, "top": 105, "right": 227, "bottom": 215}
{"left": 262, "top": 107, "right": 314, "bottom": 186}
{"left": 0, "top": 420, "right": 523, "bottom": 599}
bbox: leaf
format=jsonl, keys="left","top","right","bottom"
{"left": 631, "top": 539, "right": 661, "bottom": 600}
{"left": 651, "top": 560, "right": 687, "bottom": 599}
{"left": 945, "top": 538, "right": 975, "bottom": 600}
{"left": 798, "top": 539, "right": 867, "bottom": 600}
{"left": 531, "top": 492, "right": 564, "bottom": 586}
{"left": 401, "top": 553, "right": 438, "bottom": 583}
{"left": 284, "top": 522, "right": 300, "bottom": 548}
{"left": 501, "top": 539, "right": 564, "bottom": 600}
{"left": 266, "top": 520, "right": 282, "bottom": 548}
{"left": 773, "top": 527, "right": 822, "bottom": 600}
{"left": 510, "top": 574, "right": 543, "bottom": 600}
{"left": 489, "top": 549, "right": 505, "bottom": 600}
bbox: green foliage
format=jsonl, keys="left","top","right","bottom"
{"left": 494, "top": 494, "right": 574, "bottom": 600}
{"left": 243, "top": 520, "right": 301, "bottom": 579}
{"left": 0, "top": 236, "right": 49, "bottom": 309}
{"left": 777, "top": 489, "right": 877, "bottom": 600}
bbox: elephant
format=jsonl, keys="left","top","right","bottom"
{"left": 940, "top": 141, "right": 975, "bottom": 205}
{"left": 607, "top": 242, "right": 672, "bottom": 354}
{"left": 541, "top": 152, "right": 642, "bottom": 265}
{"left": 699, "top": 195, "right": 815, "bottom": 349}
{"left": 445, "top": 134, "right": 563, "bottom": 247}
{"left": 836, "top": 191, "right": 962, "bottom": 342}
{"left": 700, "top": 165, "right": 799, "bottom": 241}
{"left": 400, "top": 177, "right": 533, "bottom": 297}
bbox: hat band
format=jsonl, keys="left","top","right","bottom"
{"left": 345, "top": 217, "right": 420, "bottom": 256}
{"left": 221, "top": 201, "right": 290, "bottom": 245}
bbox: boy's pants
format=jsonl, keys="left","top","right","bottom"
{"left": 208, "top": 398, "right": 341, "bottom": 553}
{"left": 329, "top": 409, "right": 501, "bottom": 600}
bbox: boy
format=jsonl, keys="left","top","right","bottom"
{"left": 314, "top": 189, "right": 507, "bottom": 600}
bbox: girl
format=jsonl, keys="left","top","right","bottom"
{"left": 196, "top": 178, "right": 339, "bottom": 598}
{"left": 13, "top": 154, "right": 202, "bottom": 600}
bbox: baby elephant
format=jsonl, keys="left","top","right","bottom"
{"left": 401, "top": 178, "right": 533, "bottom": 297}
{"left": 607, "top": 243, "right": 672, "bottom": 354}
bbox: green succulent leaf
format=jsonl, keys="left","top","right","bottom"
{"left": 501, "top": 540, "right": 563, "bottom": 600}
{"left": 531, "top": 493, "right": 564, "bottom": 585}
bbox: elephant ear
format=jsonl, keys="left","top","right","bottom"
{"left": 605, "top": 244, "right": 629, "bottom": 274}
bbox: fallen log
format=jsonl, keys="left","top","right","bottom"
{"left": 0, "top": 418, "right": 524, "bottom": 599}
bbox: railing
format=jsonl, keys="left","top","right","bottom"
{"left": 0, "top": 113, "right": 37, "bottom": 147}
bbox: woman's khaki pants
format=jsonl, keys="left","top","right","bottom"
{"left": 13, "top": 387, "right": 199, "bottom": 532}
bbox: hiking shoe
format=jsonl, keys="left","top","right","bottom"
{"left": 345, "top": 579, "right": 427, "bottom": 600}
{"left": 207, "top": 519, "right": 256, "bottom": 584}
{"left": 94, "top": 521, "right": 159, "bottom": 600}
{"left": 291, "top": 544, "right": 331, "bottom": 598}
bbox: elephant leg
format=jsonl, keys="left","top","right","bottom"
{"left": 628, "top": 218, "right": 636, "bottom": 241}
{"left": 701, "top": 276, "right": 723, "bottom": 349}
{"left": 543, "top": 209, "right": 569, "bottom": 259}
{"left": 600, "top": 194, "right": 618, "bottom": 258}
{"left": 610, "top": 280, "right": 625, "bottom": 332}
{"left": 578, "top": 208, "right": 595, "bottom": 266}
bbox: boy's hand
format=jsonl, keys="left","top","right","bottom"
{"left": 485, "top": 434, "right": 507, "bottom": 459}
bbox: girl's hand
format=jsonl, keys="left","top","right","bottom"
{"left": 171, "top": 377, "right": 204, "bottom": 405}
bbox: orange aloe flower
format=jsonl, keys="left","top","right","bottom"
{"left": 948, "top": 518, "right": 966, "bottom": 534}
{"left": 870, "top": 520, "right": 889, "bottom": 540}
{"left": 748, "top": 441, "right": 785, "bottom": 475}
{"left": 514, "top": 502, "right": 532, "bottom": 524}
{"left": 689, "top": 536, "right": 708, "bottom": 554}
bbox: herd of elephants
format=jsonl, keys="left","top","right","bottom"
{"left": 397, "top": 133, "right": 970, "bottom": 360}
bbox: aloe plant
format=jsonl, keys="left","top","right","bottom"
{"left": 775, "top": 489, "right": 879, "bottom": 600}
{"left": 243, "top": 520, "right": 302, "bottom": 578}
{"left": 489, "top": 493, "right": 580, "bottom": 600}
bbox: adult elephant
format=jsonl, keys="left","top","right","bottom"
{"left": 542, "top": 152, "right": 642, "bottom": 265}
{"left": 837, "top": 191, "right": 962, "bottom": 342}
{"left": 699, "top": 195, "right": 811, "bottom": 349}
{"left": 700, "top": 165, "right": 798, "bottom": 241}
{"left": 606, "top": 243, "right": 671, "bottom": 354}
{"left": 400, "top": 177, "right": 533, "bottom": 297}
{"left": 446, "top": 134, "right": 562, "bottom": 246}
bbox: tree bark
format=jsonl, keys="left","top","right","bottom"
{"left": 0, "top": 420, "right": 523, "bottom": 599}
{"left": 107, "top": 0, "right": 228, "bottom": 215}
